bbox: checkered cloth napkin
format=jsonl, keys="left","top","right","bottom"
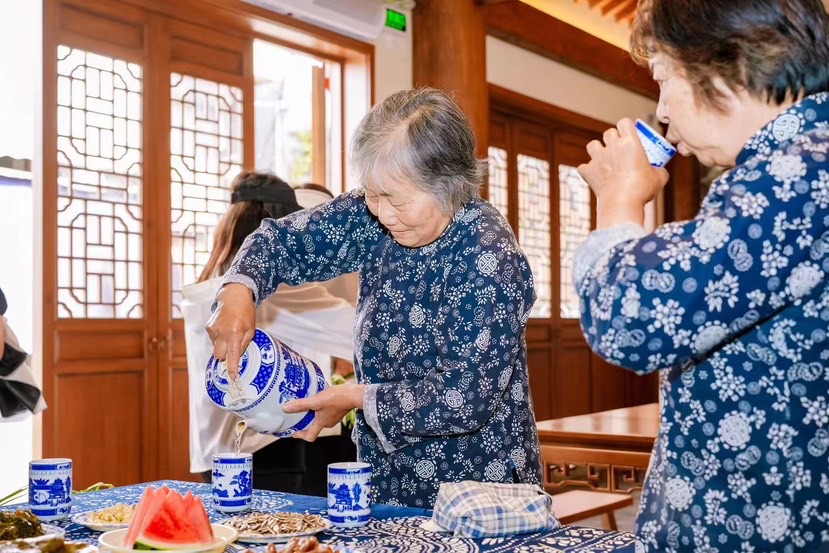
{"left": 429, "top": 481, "right": 561, "bottom": 538}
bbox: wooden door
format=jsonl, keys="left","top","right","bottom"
{"left": 43, "top": 0, "right": 160, "bottom": 487}
{"left": 488, "top": 97, "right": 657, "bottom": 421}
{"left": 157, "top": 18, "right": 253, "bottom": 483}
{"left": 43, "top": 0, "right": 252, "bottom": 486}
{"left": 554, "top": 133, "right": 631, "bottom": 415}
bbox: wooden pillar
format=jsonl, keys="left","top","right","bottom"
{"left": 412, "top": 0, "right": 488, "bottom": 158}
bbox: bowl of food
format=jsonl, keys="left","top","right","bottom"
{"left": 0, "top": 510, "right": 80, "bottom": 553}
{"left": 71, "top": 503, "right": 137, "bottom": 532}
{"left": 0, "top": 510, "right": 64, "bottom": 542}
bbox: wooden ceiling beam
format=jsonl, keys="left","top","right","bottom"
{"left": 601, "top": 0, "right": 630, "bottom": 16}
{"left": 615, "top": 3, "right": 638, "bottom": 23}
{"left": 484, "top": 0, "right": 658, "bottom": 99}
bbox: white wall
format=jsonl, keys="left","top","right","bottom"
{"left": 0, "top": 0, "right": 39, "bottom": 501}
{"left": 371, "top": 23, "right": 656, "bottom": 126}
{"left": 0, "top": 183, "right": 35, "bottom": 500}
{"left": 487, "top": 36, "right": 656, "bottom": 125}
{"left": 372, "top": 13, "right": 413, "bottom": 101}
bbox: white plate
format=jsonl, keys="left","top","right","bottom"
{"left": 98, "top": 523, "right": 237, "bottom": 553}
{"left": 220, "top": 515, "right": 332, "bottom": 544}
{"left": 72, "top": 511, "right": 130, "bottom": 532}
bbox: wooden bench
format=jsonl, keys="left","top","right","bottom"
{"left": 552, "top": 489, "right": 634, "bottom": 531}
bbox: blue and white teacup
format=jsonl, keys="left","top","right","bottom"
{"left": 635, "top": 119, "right": 676, "bottom": 168}
{"left": 327, "top": 462, "right": 371, "bottom": 528}
{"left": 212, "top": 452, "right": 253, "bottom": 513}
{"left": 28, "top": 458, "right": 72, "bottom": 521}
{"left": 205, "top": 328, "right": 326, "bottom": 436}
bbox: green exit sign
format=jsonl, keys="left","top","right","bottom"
{"left": 386, "top": 9, "right": 407, "bottom": 32}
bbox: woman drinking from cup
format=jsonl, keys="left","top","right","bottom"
{"left": 575, "top": 0, "right": 829, "bottom": 549}
{"left": 207, "top": 87, "right": 543, "bottom": 508}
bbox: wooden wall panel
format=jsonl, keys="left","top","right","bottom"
{"left": 60, "top": 4, "right": 144, "bottom": 51}
{"left": 55, "top": 328, "right": 145, "bottom": 362}
{"left": 53, "top": 373, "right": 145, "bottom": 486}
{"left": 167, "top": 364, "right": 195, "bottom": 482}
{"left": 590, "top": 358, "right": 630, "bottom": 413}
{"left": 555, "top": 339, "right": 593, "bottom": 418}
{"left": 526, "top": 342, "right": 553, "bottom": 422}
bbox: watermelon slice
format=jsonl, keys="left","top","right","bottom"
{"left": 124, "top": 486, "right": 215, "bottom": 550}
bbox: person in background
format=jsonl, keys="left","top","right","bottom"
{"left": 574, "top": 0, "right": 829, "bottom": 550}
{"left": 206, "top": 87, "right": 542, "bottom": 509}
{"left": 293, "top": 183, "right": 360, "bottom": 308}
{"left": 0, "top": 286, "right": 46, "bottom": 420}
{"left": 182, "top": 171, "right": 357, "bottom": 495}
{"left": 0, "top": 287, "right": 6, "bottom": 360}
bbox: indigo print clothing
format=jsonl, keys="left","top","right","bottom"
{"left": 223, "top": 192, "right": 542, "bottom": 508}
{"left": 576, "top": 93, "right": 829, "bottom": 552}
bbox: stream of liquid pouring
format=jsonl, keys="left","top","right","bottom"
{"left": 234, "top": 420, "right": 246, "bottom": 455}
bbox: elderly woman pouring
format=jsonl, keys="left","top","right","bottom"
{"left": 575, "top": 0, "right": 829, "bottom": 550}
{"left": 207, "top": 88, "right": 542, "bottom": 508}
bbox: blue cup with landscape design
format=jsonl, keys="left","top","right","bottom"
{"left": 327, "top": 462, "right": 371, "bottom": 528}
{"left": 28, "top": 458, "right": 72, "bottom": 521}
{"left": 212, "top": 453, "right": 253, "bottom": 513}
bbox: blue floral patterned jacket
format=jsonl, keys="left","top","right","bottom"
{"left": 575, "top": 93, "right": 829, "bottom": 552}
{"left": 222, "top": 193, "right": 542, "bottom": 508}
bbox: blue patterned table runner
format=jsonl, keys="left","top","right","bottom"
{"left": 4, "top": 479, "right": 635, "bottom": 552}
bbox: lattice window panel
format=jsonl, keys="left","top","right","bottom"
{"left": 559, "top": 165, "right": 592, "bottom": 319}
{"left": 170, "top": 73, "right": 244, "bottom": 318}
{"left": 56, "top": 46, "right": 144, "bottom": 319}
{"left": 517, "top": 154, "right": 551, "bottom": 318}
{"left": 487, "top": 147, "right": 508, "bottom": 219}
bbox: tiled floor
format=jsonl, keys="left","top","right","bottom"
{"left": 570, "top": 491, "right": 640, "bottom": 533}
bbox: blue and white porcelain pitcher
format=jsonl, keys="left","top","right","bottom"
{"left": 205, "top": 328, "right": 326, "bottom": 437}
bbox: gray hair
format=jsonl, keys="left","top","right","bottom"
{"left": 349, "top": 87, "right": 486, "bottom": 215}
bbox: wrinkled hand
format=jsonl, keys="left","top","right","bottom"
{"left": 284, "top": 384, "right": 366, "bottom": 442}
{"left": 205, "top": 283, "right": 256, "bottom": 380}
{"left": 578, "top": 118, "right": 670, "bottom": 228}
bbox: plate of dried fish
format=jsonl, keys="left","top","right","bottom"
{"left": 218, "top": 512, "right": 332, "bottom": 544}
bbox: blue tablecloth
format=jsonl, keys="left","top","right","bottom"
{"left": 5, "top": 480, "right": 635, "bottom": 552}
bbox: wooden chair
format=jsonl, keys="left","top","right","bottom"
{"left": 552, "top": 489, "right": 634, "bottom": 531}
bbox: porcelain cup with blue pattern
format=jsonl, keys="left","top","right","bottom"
{"left": 327, "top": 462, "right": 372, "bottom": 528}
{"left": 205, "top": 328, "right": 327, "bottom": 437}
{"left": 212, "top": 452, "right": 253, "bottom": 513}
{"left": 635, "top": 119, "right": 676, "bottom": 168}
{"left": 28, "top": 458, "right": 72, "bottom": 521}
